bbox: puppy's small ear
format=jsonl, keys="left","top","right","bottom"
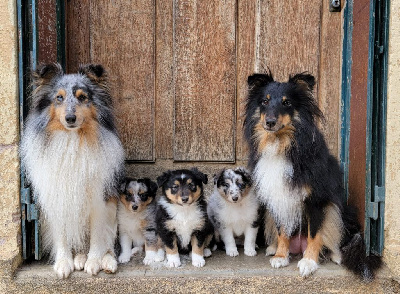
{"left": 191, "top": 168, "right": 208, "bottom": 185}
{"left": 143, "top": 178, "right": 158, "bottom": 195}
{"left": 234, "top": 167, "right": 252, "bottom": 186}
{"left": 288, "top": 72, "right": 315, "bottom": 91}
{"left": 213, "top": 169, "right": 225, "bottom": 186}
{"left": 248, "top": 70, "right": 274, "bottom": 87}
{"left": 157, "top": 171, "right": 171, "bottom": 187}
{"left": 79, "top": 64, "right": 108, "bottom": 87}
{"left": 119, "top": 179, "right": 127, "bottom": 194}
{"left": 32, "top": 63, "right": 63, "bottom": 86}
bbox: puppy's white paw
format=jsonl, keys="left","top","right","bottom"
{"left": 54, "top": 258, "right": 74, "bottom": 279}
{"left": 265, "top": 245, "right": 277, "bottom": 256}
{"left": 330, "top": 252, "right": 342, "bottom": 265}
{"left": 244, "top": 247, "right": 257, "bottom": 257}
{"left": 118, "top": 252, "right": 131, "bottom": 264}
{"left": 203, "top": 248, "right": 212, "bottom": 258}
{"left": 156, "top": 248, "right": 165, "bottom": 262}
{"left": 225, "top": 247, "right": 239, "bottom": 257}
{"left": 143, "top": 251, "right": 160, "bottom": 265}
{"left": 192, "top": 253, "right": 205, "bottom": 267}
{"left": 84, "top": 258, "right": 102, "bottom": 276}
{"left": 74, "top": 254, "right": 87, "bottom": 271}
{"left": 270, "top": 256, "right": 289, "bottom": 268}
{"left": 166, "top": 254, "right": 181, "bottom": 268}
{"left": 297, "top": 258, "right": 318, "bottom": 277}
{"left": 131, "top": 246, "right": 143, "bottom": 256}
{"left": 102, "top": 253, "right": 118, "bottom": 274}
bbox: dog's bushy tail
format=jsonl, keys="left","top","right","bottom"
{"left": 340, "top": 206, "right": 382, "bottom": 281}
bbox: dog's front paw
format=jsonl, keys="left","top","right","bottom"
{"left": 131, "top": 246, "right": 143, "bottom": 256}
{"left": 265, "top": 245, "right": 277, "bottom": 256}
{"left": 118, "top": 252, "right": 131, "bottom": 264}
{"left": 166, "top": 254, "right": 181, "bottom": 268}
{"left": 203, "top": 248, "right": 212, "bottom": 258}
{"left": 192, "top": 253, "right": 205, "bottom": 267}
{"left": 84, "top": 258, "right": 102, "bottom": 276}
{"left": 244, "top": 247, "right": 257, "bottom": 257}
{"left": 143, "top": 251, "right": 160, "bottom": 265}
{"left": 270, "top": 256, "right": 289, "bottom": 268}
{"left": 297, "top": 258, "right": 318, "bottom": 277}
{"left": 156, "top": 248, "right": 165, "bottom": 262}
{"left": 54, "top": 258, "right": 74, "bottom": 279}
{"left": 102, "top": 253, "right": 118, "bottom": 274}
{"left": 225, "top": 247, "right": 239, "bottom": 257}
{"left": 74, "top": 254, "right": 87, "bottom": 271}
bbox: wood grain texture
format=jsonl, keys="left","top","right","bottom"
{"left": 66, "top": 0, "right": 90, "bottom": 73}
{"left": 38, "top": 0, "right": 57, "bottom": 64}
{"left": 90, "top": 0, "right": 155, "bottom": 161}
{"left": 318, "top": 1, "right": 342, "bottom": 158}
{"left": 173, "top": 0, "right": 236, "bottom": 161}
{"left": 257, "top": 0, "right": 321, "bottom": 81}
{"left": 155, "top": 0, "right": 174, "bottom": 159}
{"left": 236, "top": 0, "right": 258, "bottom": 162}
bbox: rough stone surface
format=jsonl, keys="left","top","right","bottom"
{"left": 384, "top": 0, "right": 400, "bottom": 282}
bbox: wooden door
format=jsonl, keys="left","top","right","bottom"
{"left": 66, "top": 0, "right": 342, "bottom": 180}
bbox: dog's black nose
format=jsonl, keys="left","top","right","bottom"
{"left": 266, "top": 119, "right": 276, "bottom": 128}
{"left": 65, "top": 114, "right": 76, "bottom": 124}
{"left": 132, "top": 205, "right": 138, "bottom": 211}
{"left": 181, "top": 197, "right": 189, "bottom": 203}
{"left": 232, "top": 196, "right": 238, "bottom": 202}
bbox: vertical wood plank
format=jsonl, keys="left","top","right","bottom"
{"left": 318, "top": 1, "right": 342, "bottom": 158}
{"left": 66, "top": 0, "right": 90, "bottom": 73}
{"left": 90, "top": 0, "right": 155, "bottom": 161}
{"left": 173, "top": 0, "right": 236, "bottom": 161}
{"left": 37, "top": 0, "right": 57, "bottom": 64}
{"left": 237, "top": 0, "right": 258, "bottom": 162}
{"left": 257, "top": 0, "right": 321, "bottom": 82}
{"left": 155, "top": 0, "right": 174, "bottom": 159}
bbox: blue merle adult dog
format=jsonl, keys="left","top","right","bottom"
{"left": 20, "top": 63, "right": 125, "bottom": 278}
{"left": 243, "top": 70, "right": 381, "bottom": 280}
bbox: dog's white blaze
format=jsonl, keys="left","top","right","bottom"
{"left": 254, "top": 141, "right": 307, "bottom": 236}
{"left": 21, "top": 127, "right": 124, "bottom": 255}
{"left": 159, "top": 197, "right": 204, "bottom": 248}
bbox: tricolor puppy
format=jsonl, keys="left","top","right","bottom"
{"left": 156, "top": 168, "right": 213, "bottom": 268}
{"left": 207, "top": 167, "right": 260, "bottom": 257}
{"left": 118, "top": 177, "right": 164, "bottom": 265}
{"left": 20, "top": 63, "right": 124, "bottom": 278}
{"left": 244, "top": 70, "right": 381, "bottom": 280}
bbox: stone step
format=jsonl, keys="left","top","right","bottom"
{"left": 5, "top": 250, "right": 400, "bottom": 293}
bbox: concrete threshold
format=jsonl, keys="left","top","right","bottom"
{"left": 6, "top": 250, "right": 400, "bottom": 294}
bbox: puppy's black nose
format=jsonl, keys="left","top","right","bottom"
{"left": 266, "top": 119, "right": 276, "bottom": 128}
{"left": 232, "top": 196, "right": 238, "bottom": 202}
{"left": 65, "top": 114, "right": 76, "bottom": 124}
{"left": 132, "top": 205, "right": 138, "bottom": 211}
{"left": 181, "top": 197, "right": 189, "bottom": 203}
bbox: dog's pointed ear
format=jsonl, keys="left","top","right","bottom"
{"left": 32, "top": 63, "right": 63, "bottom": 86}
{"left": 248, "top": 70, "right": 274, "bottom": 87}
{"left": 157, "top": 171, "right": 171, "bottom": 188}
{"left": 288, "top": 72, "right": 315, "bottom": 91}
{"left": 234, "top": 167, "right": 252, "bottom": 186}
{"left": 191, "top": 168, "right": 208, "bottom": 185}
{"left": 119, "top": 178, "right": 127, "bottom": 194}
{"left": 143, "top": 178, "right": 158, "bottom": 195}
{"left": 79, "top": 64, "right": 108, "bottom": 87}
{"left": 213, "top": 169, "right": 225, "bottom": 186}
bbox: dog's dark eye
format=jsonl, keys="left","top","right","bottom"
{"left": 139, "top": 193, "right": 148, "bottom": 201}
{"left": 125, "top": 194, "right": 133, "bottom": 201}
{"left": 171, "top": 185, "right": 179, "bottom": 193}
{"left": 237, "top": 183, "right": 245, "bottom": 190}
{"left": 56, "top": 95, "right": 64, "bottom": 103}
{"left": 222, "top": 183, "right": 229, "bottom": 188}
{"left": 261, "top": 99, "right": 269, "bottom": 106}
{"left": 282, "top": 100, "right": 291, "bottom": 107}
{"left": 188, "top": 183, "right": 196, "bottom": 192}
{"left": 78, "top": 95, "right": 86, "bottom": 102}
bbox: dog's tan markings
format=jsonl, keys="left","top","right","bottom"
{"left": 56, "top": 89, "right": 66, "bottom": 101}
{"left": 319, "top": 204, "right": 343, "bottom": 259}
{"left": 186, "top": 179, "right": 193, "bottom": 184}
{"left": 274, "top": 231, "right": 290, "bottom": 258}
{"left": 75, "top": 89, "right": 88, "bottom": 103}
{"left": 191, "top": 235, "right": 204, "bottom": 256}
{"left": 77, "top": 104, "right": 98, "bottom": 146}
{"left": 165, "top": 238, "right": 179, "bottom": 255}
{"left": 140, "top": 219, "right": 148, "bottom": 231}
{"left": 145, "top": 242, "right": 157, "bottom": 253}
{"left": 120, "top": 195, "right": 132, "bottom": 211}
{"left": 303, "top": 228, "right": 323, "bottom": 263}
{"left": 165, "top": 189, "right": 179, "bottom": 204}
{"left": 174, "top": 180, "right": 180, "bottom": 186}
{"left": 282, "top": 96, "right": 287, "bottom": 101}
{"left": 190, "top": 186, "right": 202, "bottom": 203}
{"left": 254, "top": 118, "right": 275, "bottom": 153}
{"left": 47, "top": 104, "right": 67, "bottom": 132}
{"left": 266, "top": 94, "right": 271, "bottom": 100}
{"left": 137, "top": 197, "right": 153, "bottom": 212}
{"left": 107, "top": 196, "right": 118, "bottom": 205}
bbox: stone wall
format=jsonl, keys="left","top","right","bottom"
{"left": 0, "top": 0, "right": 22, "bottom": 278}
{"left": 384, "top": 0, "right": 400, "bottom": 281}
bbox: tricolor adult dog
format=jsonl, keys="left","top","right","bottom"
{"left": 243, "top": 70, "right": 381, "bottom": 280}
{"left": 20, "top": 63, "right": 125, "bottom": 278}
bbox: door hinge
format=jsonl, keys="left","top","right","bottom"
{"left": 367, "top": 185, "right": 385, "bottom": 220}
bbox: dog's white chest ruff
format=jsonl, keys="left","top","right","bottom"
{"left": 161, "top": 199, "right": 204, "bottom": 248}
{"left": 254, "top": 142, "right": 307, "bottom": 236}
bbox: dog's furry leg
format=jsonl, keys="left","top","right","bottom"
{"left": 220, "top": 227, "right": 238, "bottom": 257}
{"left": 244, "top": 226, "right": 258, "bottom": 256}
{"left": 53, "top": 228, "right": 74, "bottom": 278}
{"left": 85, "top": 198, "right": 118, "bottom": 275}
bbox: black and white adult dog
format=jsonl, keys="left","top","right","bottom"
{"left": 20, "top": 63, "right": 124, "bottom": 278}
{"left": 156, "top": 168, "right": 213, "bottom": 268}
{"left": 243, "top": 70, "right": 381, "bottom": 280}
